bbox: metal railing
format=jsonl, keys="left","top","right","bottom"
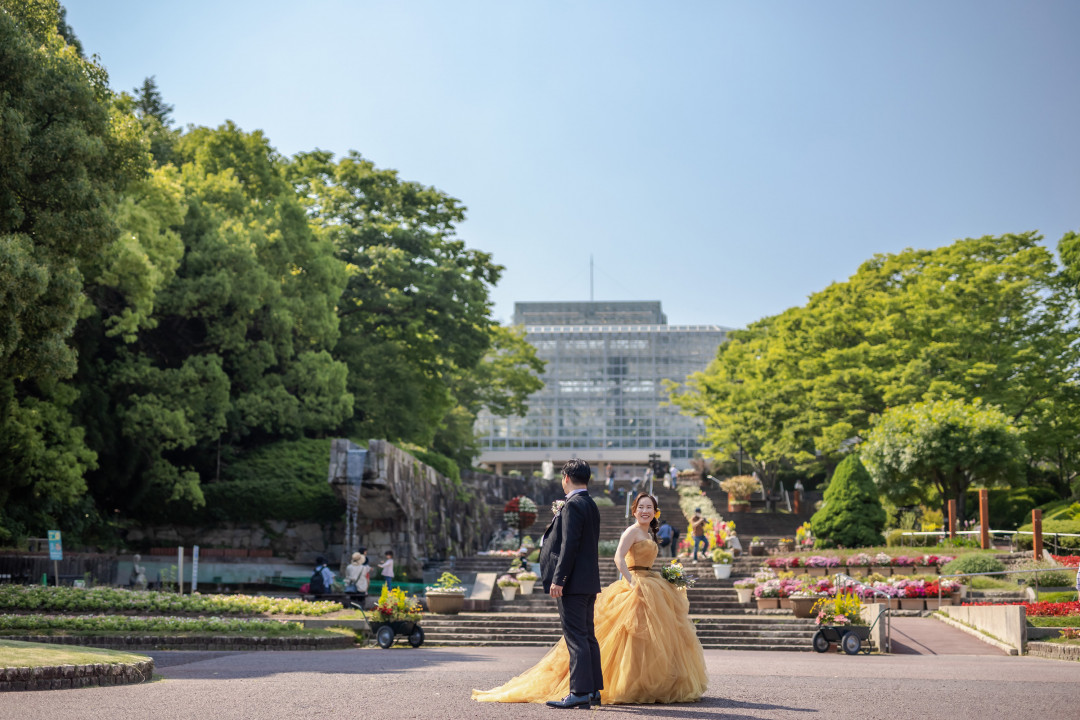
{"left": 899, "top": 529, "right": 1080, "bottom": 554}
{"left": 937, "top": 566, "right": 1078, "bottom": 604}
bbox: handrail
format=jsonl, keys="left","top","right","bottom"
{"left": 899, "top": 529, "right": 1080, "bottom": 553}
{"left": 831, "top": 572, "right": 893, "bottom": 653}
{"left": 937, "top": 566, "right": 1075, "bottom": 603}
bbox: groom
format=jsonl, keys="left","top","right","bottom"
{"left": 540, "top": 459, "right": 602, "bottom": 710}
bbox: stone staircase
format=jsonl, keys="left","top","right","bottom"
{"left": 420, "top": 612, "right": 817, "bottom": 651}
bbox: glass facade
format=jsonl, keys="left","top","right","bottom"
{"left": 476, "top": 302, "right": 730, "bottom": 473}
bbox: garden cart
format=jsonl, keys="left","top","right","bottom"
{"left": 354, "top": 602, "right": 425, "bottom": 649}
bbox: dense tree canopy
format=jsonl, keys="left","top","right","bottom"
{"left": 674, "top": 233, "right": 1080, "bottom": 507}
{"left": 861, "top": 399, "right": 1026, "bottom": 519}
{"left": 0, "top": 2, "right": 546, "bottom": 543}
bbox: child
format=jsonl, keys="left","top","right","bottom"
{"left": 378, "top": 551, "right": 395, "bottom": 590}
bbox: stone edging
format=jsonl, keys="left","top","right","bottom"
{"left": 1026, "top": 641, "right": 1080, "bottom": 662}
{"left": 1, "top": 660, "right": 153, "bottom": 692}
{"left": 1, "top": 635, "right": 354, "bottom": 652}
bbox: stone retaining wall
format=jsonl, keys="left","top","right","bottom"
{"left": 1027, "top": 641, "right": 1080, "bottom": 662}
{"left": 1, "top": 660, "right": 153, "bottom": 692}
{"left": 2, "top": 635, "right": 354, "bottom": 652}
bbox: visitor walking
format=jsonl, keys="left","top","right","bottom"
{"left": 378, "top": 551, "right": 395, "bottom": 590}
{"left": 690, "top": 508, "right": 708, "bottom": 561}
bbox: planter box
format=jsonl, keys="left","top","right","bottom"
{"left": 806, "top": 566, "right": 828, "bottom": 577}
{"left": 790, "top": 596, "right": 822, "bottom": 619}
{"left": 755, "top": 597, "right": 780, "bottom": 610}
{"left": 845, "top": 566, "right": 869, "bottom": 577}
{"left": 892, "top": 566, "right": 916, "bottom": 576}
{"left": 923, "top": 598, "right": 942, "bottom": 610}
{"left": 712, "top": 564, "right": 732, "bottom": 580}
{"left": 898, "top": 598, "right": 925, "bottom": 611}
{"left": 914, "top": 566, "right": 938, "bottom": 575}
{"left": 870, "top": 566, "right": 892, "bottom": 576}
{"left": 426, "top": 592, "right": 465, "bottom": 615}
{"left": 779, "top": 597, "right": 793, "bottom": 610}
{"left": 735, "top": 587, "right": 754, "bottom": 604}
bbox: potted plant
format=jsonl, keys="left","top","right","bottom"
{"left": 790, "top": 590, "right": 826, "bottom": 619}
{"left": 517, "top": 570, "right": 538, "bottom": 595}
{"left": 870, "top": 552, "right": 893, "bottom": 576}
{"left": 754, "top": 579, "right": 781, "bottom": 609}
{"left": 710, "top": 548, "right": 734, "bottom": 579}
{"left": 425, "top": 572, "right": 467, "bottom": 615}
{"left": 720, "top": 475, "right": 759, "bottom": 513}
{"left": 845, "top": 552, "right": 873, "bottom": 577}
{"left": 749, "top": 536, "right": 766, "bottom": 557}
{"left": 778, "top": 537, "right": 795, "bottom": 553}
{"left": 734, "top": 578, "right": 757, "bottom": 604}
{"left": 497, "top": 574, "right": 519, "bottom": 601}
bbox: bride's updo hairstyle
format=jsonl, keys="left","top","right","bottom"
{"left": 632, "top": 492, "right": 661, "bottom": 539}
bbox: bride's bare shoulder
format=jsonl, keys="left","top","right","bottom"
{"left": 621, "top": 525, "right": 651, "bottom": 544}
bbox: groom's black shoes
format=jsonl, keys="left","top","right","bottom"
{"left": 590, "top": 692, "right": 602, "bottom": 707}
{"left": 546, "top": 693, "right": 591, "bottom": 709}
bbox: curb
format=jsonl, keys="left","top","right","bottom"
{"left": 1, "top": 659, "right": 154, "bottom": 692}
{"left": 1, "top": 635, "right": 354, "bottom": 652}
{"left": 1026, "top": 641, "right": 1080, "bottom": 662}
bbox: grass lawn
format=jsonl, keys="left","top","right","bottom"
{"left": 1039, "top": 591, "right": 1079, "bottom": 603}
{"left": 0, "top": 639, "right": 149, "bottom": 668}
{"left": 967, "top": 576, "right": 1021, "bottom": 590}
{"left": 1027, "top": 617, "right": 1080, "bottom": 627}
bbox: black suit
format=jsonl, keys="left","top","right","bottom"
{"left": 539, "top": 490, "right": 602, "bottom": 696}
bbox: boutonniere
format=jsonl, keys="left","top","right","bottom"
{"left": 551, "top": 499, "right": 566, "bottom": 517}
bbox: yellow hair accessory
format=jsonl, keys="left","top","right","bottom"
{"left": 654, "top": 509, "right": 661, "bottom": 518}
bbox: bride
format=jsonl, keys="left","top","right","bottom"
{"left": 472, "top": 492, "right": 707, "bottom": 705}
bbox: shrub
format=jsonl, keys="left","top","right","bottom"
{"left": 941, "top": 553, "right": 1005, "bottom": 579}
{"left": 598, "top": 540, "right": 618, "bottom": 557}
{"left": 720, "top": 475, "right": 760, "bottom": 502}
{"left": 962, "top": 486, "right": 1062, "bottom": 530}
{"left": 1013, "top": 561, "right": 1075, "bottom": 588}
{"left": 885, "top": 529, "right": 909, "bottom": 547}
{"left": 399, "top": 443, "right": 461, "bottom": 484}
{"left": 810, "top": 454, "right": 885, "bottom": 549}
{"left": 1015, "top": 516, "right": 1080, "bottom": 551}
{"left": 594, "top": 496, "right": 615, "bottom": 507}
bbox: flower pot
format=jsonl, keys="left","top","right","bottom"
{"left": 750, "top": 545, "right": 766, "bottom": 557}
{"left": 778, "top": 542, "right": 794, "bottom": 553}
{"left": 729, "top": 500, "right": 751, "bottom": 513}
{"left": 425, "top": 591, "right": 465, "bottom": 615}
{"left": 892, "top": 566, "right": 915, "bottom": 577}
{"left": 846, "top": 565, "right": 869, "bottom": 577}
{"left": 779, "top": 597, "right": 793, "bottom": 610}
{"left": 518, "top": 579, "right": 536, "bottom": 595}
{"left": 500, "top": 586, "right": 517, "bottom": 602}
{"left": 870, "top": 566, "right": 892, "bottom": 576}
{"left": 790, "top": 596, "right": 821, "bottom": 619}
{"left": 712, "top": 564, "right": 732, "bottom": 580}
{"left": 923, "top": 598, "right": 942, "bottom": 610}
{"left": 755, "top": 597, "right": 780, "bottom": 610}
{"left": 898, "top": 598, "right": 924, "bottom": 611}
{"left": 736, "top": 587, "right": 754, "bottom": 604}
{"left": 806, "top": 567, "right": 828, "bottom": 577}
{"left": 914, "top": 566, "right": 938, "bottom": 575}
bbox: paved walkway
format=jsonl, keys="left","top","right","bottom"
{"left": 888, "top": 616, "right": 1005, "bottom": 655}
{"left": 3, "top": 646, "right": 1076, "bottom": 720}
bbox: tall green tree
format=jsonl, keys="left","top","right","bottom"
{"left": 0, "top": 0, "right": 144, "bottom": 539}
{"left": 286, "top": 150, "right": 503, "bottom": 448}
{"left": 861, "top": 398, "right": 1026, "bottom": 519}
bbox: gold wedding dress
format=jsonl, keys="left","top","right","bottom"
{"left": 472, "top": 539, "right": 707, "bottom": 705}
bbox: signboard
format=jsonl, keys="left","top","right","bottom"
{"left": 47, "top": 530, "right": 62, "bottom": 561}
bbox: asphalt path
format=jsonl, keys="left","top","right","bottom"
{"left": 1, "top": 646, "right": 1076, "bottom": 720}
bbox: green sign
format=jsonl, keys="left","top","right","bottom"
{"left": 47, "top": 530, "right": 62, "bottom": 561}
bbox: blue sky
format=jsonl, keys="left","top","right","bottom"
{"left": 65, "top": 1, "right": 1080, "bottom": 328}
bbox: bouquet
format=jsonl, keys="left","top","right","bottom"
{"left": 660, "top": 561, "right": 697, "bottom": 589}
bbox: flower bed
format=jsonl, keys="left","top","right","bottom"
{"left": 961, "top": 601, "right": 1080, "bottom": 616}
{"left": 0, "top": 614, "right": 327, "bottom": 636}
{"left": 1050, "top": 554, "right": 1080, "bottom": 568}
{"left": 749, "top": 568, "right": 960, "bottom": 602}
{"left": 0, "top": 586, "right": 341, "bottom": 616}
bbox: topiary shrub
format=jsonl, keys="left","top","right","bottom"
{"left": 810, "top": 454, "right": 886, "bottom": 549}
{"left": 940, "top": 553, "right": 1005, "bottom": 577}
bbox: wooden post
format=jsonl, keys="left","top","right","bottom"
{"left": 793, "top": 489, "right": 802, "bottom": 515}
{"left": 948, "top": 499, "right": 957, "bottom": 539}
{"left": 1032, "top": 509, "right": 1043, "bottom": 561}
{"left": 978, "top": 489, "right": 990, "bottom": 550}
